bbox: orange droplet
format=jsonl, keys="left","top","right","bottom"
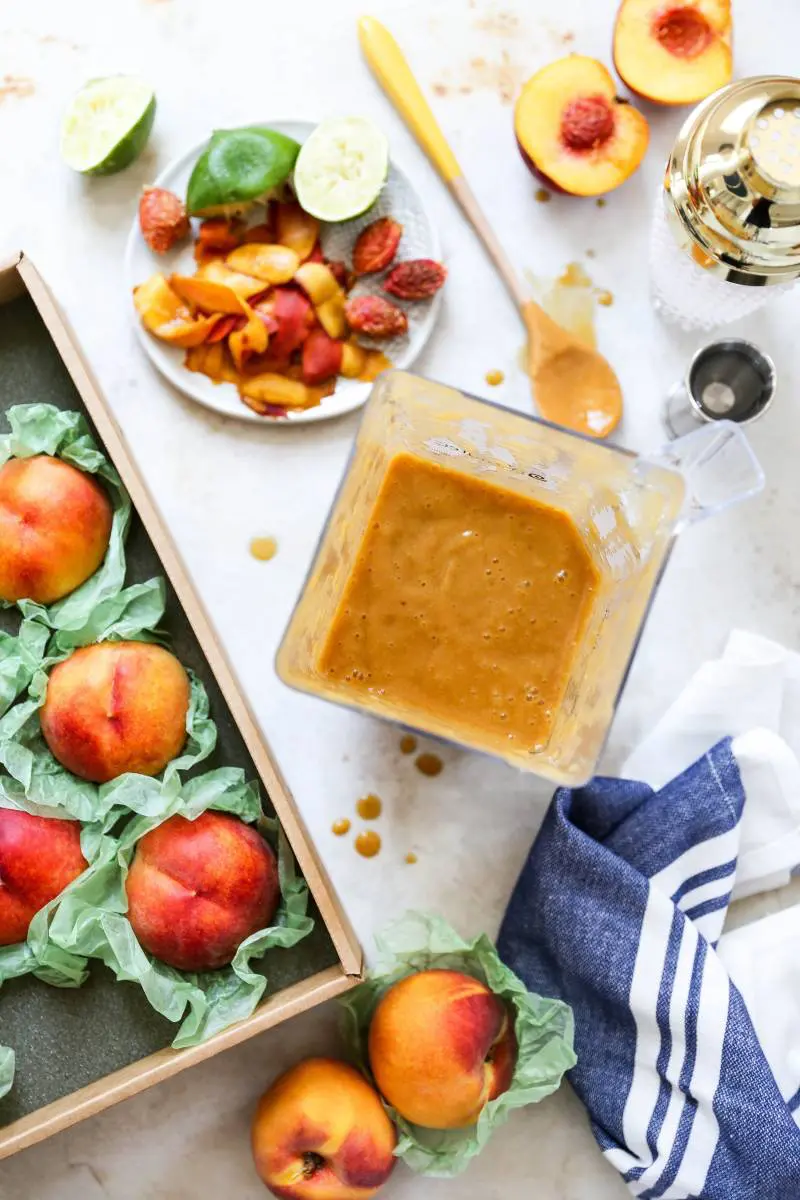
{"left": 250, "top": 536, "right": 278, "bottom": 561}
{"left": 596, "top": 197, "right": 607, "bottom": 208}
{"left": 535, "top": 188, "right": 552, "bottom": 204}
{"left": 485, "top": 369, "right": 505, "bottom": 387}
{"left": 399, "top": 734, "right": 417, "bottom": 755}
{"left": 356, "top": 793, "right": 382, "bottom": 820}
{"left": 415, "top": 752, "right": 443, "bottom": 777}
{"left": 355, "top": 830, "right": 381, "bottom": 858}
{"left": 595, "top": 289, "right": 614, "bottom": 307}
{"left": 405, "top": 851, "right": 418, "bottom": 864}
{"left": 331, "top": 818, "right": 351, "bottom": 836}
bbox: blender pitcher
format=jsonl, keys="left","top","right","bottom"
{"left": 277, "top": 371, "right": 763, "bottom": 786}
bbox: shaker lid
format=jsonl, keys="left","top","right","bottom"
{"left": 666, "top": 76, "right": 800, "bottom": 284}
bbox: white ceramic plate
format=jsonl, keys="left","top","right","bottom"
{"left": 124, "top": 119, "right": 442, "bottom": 425}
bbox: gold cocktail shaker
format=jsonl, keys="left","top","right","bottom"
{"left": 651, "top": 76, "right": 800, "bottom": 330}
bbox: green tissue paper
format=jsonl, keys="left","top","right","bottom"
{"left": 339, "top": 911, "right": 577, "bottom": 1177}
{"left": 48, "top": 768, "right": 314, "bottom": 1048}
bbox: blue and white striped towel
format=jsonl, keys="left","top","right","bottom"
{"left": 498, "top": 631, "right": 800, "bottom": 1199}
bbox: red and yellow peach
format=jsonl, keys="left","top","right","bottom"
{"left": 0, "top": 455, "right": 112, "bottom": 605}
{"left": 40, "top": 641, "right": 190, "bottom": 784}
{"left": 368, "top": 969, "right": 516, "bottom": 1129}
{"left": 0, "top": 808, "right": 87, "bottom": 945}
{"left": 126, "top": 809, "right": 279, "bottom": 971}
{"left": 251, "top": 1058, "right": 396, "bottom": 1199}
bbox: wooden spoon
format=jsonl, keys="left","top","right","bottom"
{"left": 358, "top": 16, "right": 623, "bottom": 439}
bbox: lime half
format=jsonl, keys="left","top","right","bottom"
{"left": 61, "top": 76, "right": 156, "bottom": 176}
{"left": 293, "top": 117, "right": 389, "bottom": 222}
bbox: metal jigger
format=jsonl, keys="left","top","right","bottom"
{"left": 662, "top": 339, "right": 776, "bottom": 439}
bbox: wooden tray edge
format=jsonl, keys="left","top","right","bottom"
{"left": 0, "top": 965, "right": 355, "bottom": 1160}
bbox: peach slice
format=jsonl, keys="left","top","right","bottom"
{"left": 133, "top": 276, "right": 220, "bottom": 346}
{"left": 294, "top": 261, "right": 341, "bottom": 306}
{"left": 225, "top": 243, "right": 300, "bottom": 285}
{"left": 275, "top": 201, "right": 320, "bottom": 261}
{"left": 240, "top": 373, "right": 322, "bottom": 411}
{"left": 229, "top": 305, "right": 269, "bottom": 371}
{"left": 614, "top": 0, "right": 732, "bottom": 106}
{"left": 515, "top": 55, "right": 649, "bottom": 197}
{"left": 185, "top": 341, "right": 240, "bottom": 385}
{"left": 195, "top": 259, "right": 266, "bottom": 301}
{"left": 169, "top": 274, "right": 247, "bottom": 316}
{"left": 316, "top": 291, "right": 348, "bottom": 340}
{"left": 340, "top": 339, "right": 368, "bottom": 379}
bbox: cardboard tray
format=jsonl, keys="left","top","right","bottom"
{"left": 0, "top": 253, "right": 362, "bottom": 1159}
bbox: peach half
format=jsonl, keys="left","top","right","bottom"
{"left": 614, "top": 0, "right": 732, "bottom": 106}
{"left": 368, "top": 969, "right": 517, "bottom": 1130}
{"left": 515, "top": 55, "right": 650, "bottom": 197}
{"left": 251, "top": 1058, "right": 397, "bottom": 1199}
{"left": 40, "top": 641, "right": 190, "bottom": 783}
{"left": 0, "top": 455, "right": 112, "bottom": 605}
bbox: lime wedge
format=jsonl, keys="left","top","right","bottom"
{"left": 293, "top": 117, "right": 389, "bottom": 222}
{"left": 61, "top": 76, "right": 156, "bottom": 176}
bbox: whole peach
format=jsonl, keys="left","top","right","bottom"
{"left": 40, "top": 641, "right": 190, "bottom": 783}
{"left": 0, "top": 455, "right": 112, "bottom": 604}
{"left": 368, "top": 969, "right": 516, "bottom": 1129}
{"left": 0, "top": 808, "right": 87, "bottom": 945}
{"left": 251, "top": 1058, "right": 396, "bottom": 1199}
{"left": 126, "top": 810, "right": 279, "bottom": 971}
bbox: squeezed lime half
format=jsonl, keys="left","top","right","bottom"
{"left": 61, "top": 76, "right": 156, "bottom": 176}
{"left": 293, "top": 117, "right": 389, "bottom": 222}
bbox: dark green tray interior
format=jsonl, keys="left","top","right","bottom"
{"left": 0, "top": 293, "right": 339, "bottom": 1127}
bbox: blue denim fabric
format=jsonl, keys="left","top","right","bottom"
{"left": 498, "top": 739, "right": 800, "bottom": 1199}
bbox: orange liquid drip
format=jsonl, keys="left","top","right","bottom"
{"left": 485, "top": 369, "right": 505, "bottom": 387}
{"left": 405, "top": 852, "right": 418, "bottom": 864}
{"left": 250, "top": 536, "right": 278, "bottom": 561}
{"left": 355, "top": 830, "right": 381, "bottom": 858}
{"left": 415, "top": 752, "right": 443, "bottom": 777}
{"left": 356, "top": 793, "right": 382, "bottom": 820}
{"left": 331, "top": 818, "right": 351, "bottom": 836}
{"left": 535, "top": 188, "right": 552, "bottom": 204}
{"left": 399, "top": 735, "right": 417, "bottom": 755}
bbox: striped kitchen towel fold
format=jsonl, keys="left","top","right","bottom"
{"left": 498, "top": 730, "right": 800, "bottom": 1198}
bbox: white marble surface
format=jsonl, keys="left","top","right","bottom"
{"left": 0, "top": 0, "right": 798, "bottom": 1196}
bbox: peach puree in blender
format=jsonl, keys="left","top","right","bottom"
{"left": 318, "top": 453, "right": 599, "bottom": 753}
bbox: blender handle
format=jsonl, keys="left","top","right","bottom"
{"left": 651, "top": 420, "right": 765, "bottom": 526}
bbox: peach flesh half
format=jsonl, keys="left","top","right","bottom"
{"left": 614, "top": 0, "right": 732, "bottom": 106}
{"left": 515, "top": 55, "right": 649, "bottom": 197}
